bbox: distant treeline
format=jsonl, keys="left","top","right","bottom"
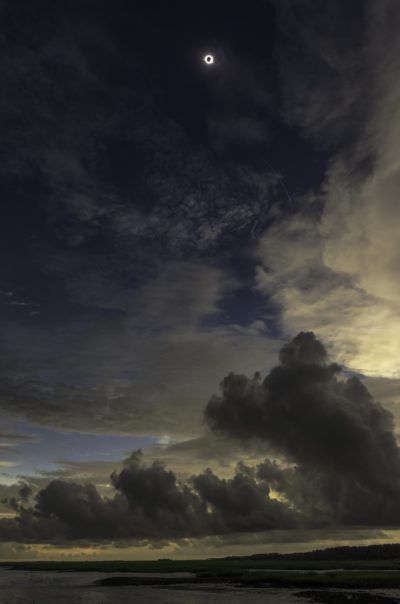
{"left": 226, "top": 544, "right": 400, "bottom": 561}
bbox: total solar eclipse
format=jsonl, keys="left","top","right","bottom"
{"left": 3, "top": 0, "right": 396, "bottom": 577}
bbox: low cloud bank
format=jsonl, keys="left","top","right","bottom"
{"left": 1, "top": 333, "right": 399, "bottom": 544}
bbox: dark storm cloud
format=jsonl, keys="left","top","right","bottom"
{"left": 205, "top": 332, "right": 400, "bottom": 525}
{"left": 192, "top": 463, "right": 295, "bottom": 533}
{"left": 0, "top": 451, "right": 297, "bottom": 543}
{"left": 2, "top": 333, "right": 400, "bottom": 544}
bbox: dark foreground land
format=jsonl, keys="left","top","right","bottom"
{"left": 2, "top": 544, "right": 400, "bottom": 600}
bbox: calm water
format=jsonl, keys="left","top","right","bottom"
{"left": 1, "top": 568, "right": 400, "bottom": 604}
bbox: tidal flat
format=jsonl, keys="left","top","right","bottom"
{"left": 2, "top": 559, "right": 400, "bottom": 603}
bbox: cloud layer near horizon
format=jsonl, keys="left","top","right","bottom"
{"left": 2, "top": 333, "right": 400, "bottom": 546}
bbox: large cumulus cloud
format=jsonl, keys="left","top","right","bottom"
{"left": 206, "top": 332, "right": 400, "bottom": 526}
{"left": 2, "top": 333, "right": 400, "bottom": 546}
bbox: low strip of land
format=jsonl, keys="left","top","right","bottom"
{"left": 2, "top": 558, "right": 400, "bottom": 590}
{"left": 3, "top": 544, "right": 400, "bottom": 594}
